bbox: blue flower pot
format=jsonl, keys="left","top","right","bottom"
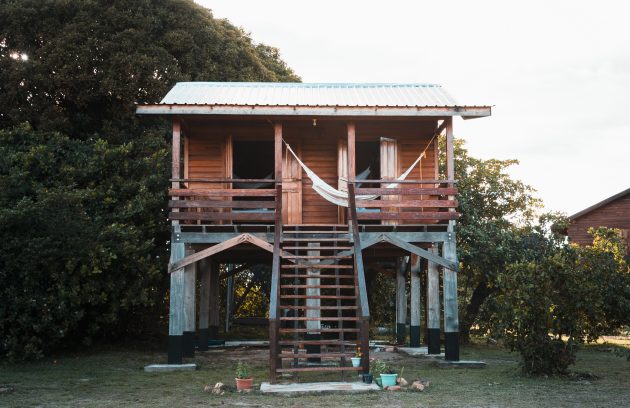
{"left": 380, "top": 373, "right": 398, "bottom": 387}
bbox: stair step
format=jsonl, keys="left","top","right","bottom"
{"left": 283, "top": 230, "right": 349, "bottom": 234}
{"left": 279, "top": 328, "right": 359, "bottom": 333}
{"left": 282, "top": 238, "right": 351, "bottom": 242}
{"left": 281, "top": 264, "right": 353, "bottom": 269}
{"left": 280, "top": 305, "right": 358, "bottom": 310}
{"left": 279, "top": 339, "right": 358, "bottom": 346}
{"left": 281, "top": 295, "right": 356, "bottom": 300}
{"left": 276, "top": 366, "right": 363, "bottom": 373}
{"left": 280, "top": 316, "right": 360, "bottom": 321}
{"left": 282, "top": 255, "right": 352, "bottom": 259}
{"left": 280, "top": 274, "right": 354, "bottom": 279}
{"left": 282, "top": 246, "right": 353, "bottom": 250}
{"left": 280, "top": 285, "right": 355, "bottom": 289}
{"left": 279, "top": 353, "right": 355, "bottom": 359}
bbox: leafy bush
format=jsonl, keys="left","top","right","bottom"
{"left": 492, "top": 229, "right": 630, "bottom": 375}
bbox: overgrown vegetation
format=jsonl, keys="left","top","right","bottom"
{"left": 0, "top": 0, "right": 298, "bottom": 360}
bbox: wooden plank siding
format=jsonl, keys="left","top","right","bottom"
{"left": 567, "top": 193, "right": 630, "bottom": 247}
{"left": 182, "top": 118, "right": 442, "bottom": 225}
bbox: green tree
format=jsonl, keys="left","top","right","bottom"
{"left": 0, "top": 0, "right": 298, "bottom": 360}
{"left": 491, "top": 228, "right": 630, "bottom": 375}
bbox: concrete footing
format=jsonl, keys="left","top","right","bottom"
{"left": 144, "top": 363, "right": 197, "bottom": 372}
{"left": 436, "top": 360, "right": 487, "bottom": 368}
{"left": 260, "top": 381, "right": 380, "bottom": 394}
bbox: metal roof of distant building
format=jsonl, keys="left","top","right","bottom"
{"left": 136, "top": 82, "right": 491, "bottom": 118}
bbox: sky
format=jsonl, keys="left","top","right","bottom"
{"left": 197, "top": 0, "right": 629, "bottom": 215}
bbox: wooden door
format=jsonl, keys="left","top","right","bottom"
{"left": 337, "top": 138, "right": 348, "bottom": 224}
{"left": 380, "top": 137, "right": 398, "bottom": 225}
{"left": 282, "top": 142, "right": 302, "bottom": 224}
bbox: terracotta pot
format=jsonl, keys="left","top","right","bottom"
{"left": 235, "top": 377, "right": 254, "bottom": 391}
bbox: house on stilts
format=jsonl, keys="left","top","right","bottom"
{"left": 136, "top": 82, "right": 491, "bottom": 381}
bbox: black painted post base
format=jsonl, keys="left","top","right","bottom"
{"left": 182, "top": 331, "right": 195, "bottom": 358}
{"left": 396, "top": 323, "right": 406, "bottom": 345}
{"left": 427, "top": 328, "right": 441, "bottom": 354}
{"left": 208, "top": 325, "right": 219, "bottom": 339}
{"left": 444, "top": 332, "right": 459, "bottom": 361}
{"left": 197, "top": 328, "right": 209, "bottom": 351}
{"left": 409, "top": 326, "right": 421, "bottom": 347}
{"left": 168, "top": 335, "right": 183, "bottom": 364}
{"left": 305, "top": 332, "right": 321, "bottom": 363}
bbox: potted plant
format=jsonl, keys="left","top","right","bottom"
{"left": 371, "top": 359, "right": 397, "bottom": 387}
{"left": 235, "top": 361, "right": 253, "bottom": 391}
{"left": 351, "top": 347, "right": 362, "bottom": 368}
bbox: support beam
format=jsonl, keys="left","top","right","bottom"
{"left": 209, "top": 260, "right": 220, "bottom": 339}
{"left": 197, "top": 258, "right": 211, "bottom": 351}
{"left": 168, "top": 225, "right": 185, "bottom": 364}
{"left": 305, "top": 243, "right": 321, "bottom": 361}
{"left": 225, "top": 265, "right": 234, "bottom": 333}
{"left": 409, "top": 255, "right": 422, "bottom": 347}
{"left": 427, "top": 245, "right": 441, "bottom": 354}
{"left": 347, "top": 122, "right": 356, "bottom": 180}
{"left": 182, "top": 248, "right": 196, "bottom": 358}
{"left": 381, "top": 233, "right": 459, "bottom": 271}
{"left": 443, "top": 237, "right": 460, "bottom": 361}
{"left": 274, "top": 122, "right": 283, "bottom": 181}
{"left": 396, "top": 257, "right": 407, "bottom": 344}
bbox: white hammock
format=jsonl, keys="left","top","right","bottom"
{"left": 283, "top": 140, "right": 425, "bottom": 208}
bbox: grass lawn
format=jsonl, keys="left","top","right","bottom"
{"left": 1, "top": 340, "right": 629, "bottom": 407}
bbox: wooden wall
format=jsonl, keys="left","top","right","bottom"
{"left": 185, "top": 118, "right": 439, "bottom": 225}
{"left": 567, "top": 193, "right": 630, "bottom": 247}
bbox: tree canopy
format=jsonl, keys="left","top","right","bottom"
{"left": 0, "top": 0, "right": 298, "bottom": 360}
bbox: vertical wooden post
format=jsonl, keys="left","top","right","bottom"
{"left": 410, "top": 255, "right": 422, "bottom": 347}
{"left": 426, "top": 245, "right": 441, "bottom": 354}
{"left": 443, "top": 117, "right": 460, "bottom": 361}
{"left": 347, "top": 122, "right": 356, "bottom": 181}
{"left": 306, "top": 243, "right": 321, "bottom": 361}
{"left": 395, "top": 257, "right": 407, "bottom": 345}
{"left": 209, "top": 261, "right": 220, "bottom": 339}
{"left": 182, "top": 247, "right": 196, "bottom": 358}
{"left": 197, "top": 258, "right": 211, "bottom": 351}
{"left": 274, "top": 122, "right": 283, "bottom": 181}
{"left": 168, "top": 119, "right": 184, "bottom": 364}
{"left": 225, "top": 265, "right": 234, "bottom": 333}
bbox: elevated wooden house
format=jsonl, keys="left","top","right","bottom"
{"left": 565, "top": 187, "right": 630, "bottom": 253}
{"left": 137, "top": 82, "right": 491, "bottom": 381}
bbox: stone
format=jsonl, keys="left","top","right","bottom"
{"left": 0, "top": 385, "right": 15, "bottom": 394}
{"left": 385, "top": 385, "right": 401, "bottom": 391}
{"left": 203, "top": 384, "right": 212, "bottom": 393}
{"left": 397, "top": 377, "right": 408, "bottom": 386}
{"left": 211, "top": 382, "right": 225, "bottom": 395}
{"left": 144, "top": 363, "right": 197, "bottom": 372}
{"left": 410, "top": 381, "right": 425, "bottom": 391}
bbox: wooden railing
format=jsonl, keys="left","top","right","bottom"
{"left": 168, "top": 178, "right": 280, "bottom": 224}
{"left": 350, "top": 179, "right": 459, "bottom": 223}
{"left": 347, "top": 183, "right": 370, "bottom": 374}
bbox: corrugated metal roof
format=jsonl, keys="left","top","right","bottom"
{"left": 160, "top": 82, "right": 462, "bottom": 107}
{"left": 569, "top": 187, "right": 630, "bottom": 220}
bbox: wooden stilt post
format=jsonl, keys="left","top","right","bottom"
{"left": 396, "top": 257, "right": 408, "bottom": 345}
{"left": 426, "top": 245, "right": 441, "bottom": 354}
{"left": 209, "top": 261, "right": 220, "bottom": 339}
{"left": 168, "top": 118, "right": 184, "bottom": 364}
{"left": 443, "top": 117, "right": 460, "bottom": 361}
{"left": 197, "top": 258, "right": 211, "bottom": 351}
{"left": 410, "top": 254, "right": 422, "bottom": 347}
{"left": 168, "top": 225, "right": 185, "bottom": 364}
{"left": 182, "top": 248, "right": 196, "bottom": 358}
{"left": 225, "top": 265, "right": 234, "bottom": 333}
{"left": 306, "top": 243, "right": 321, "bottom": 361}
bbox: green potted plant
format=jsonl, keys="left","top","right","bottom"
{"left": 235, "top": 361, "right": 253, "bottom": 391}
{"left": 351, "top": 347, "right": 362, "bottom": 368}
{"left": 371, "top": 359, "right": 397, "bottom": 387}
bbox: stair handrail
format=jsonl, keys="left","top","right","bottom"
{"left": 348, "top": 183, "right": 371, "bottom": 374}
{"left": 268, "top": 182, "right": 283, "bottom": 382}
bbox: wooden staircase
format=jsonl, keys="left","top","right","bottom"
{"left": 269, "top": 225, "right": 369, "bottom": 381}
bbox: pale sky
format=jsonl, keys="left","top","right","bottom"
{"left": 197, "top": 0, "right": 629, "bottom": 215}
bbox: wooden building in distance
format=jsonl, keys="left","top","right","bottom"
{"left": 137, "top": 82, "right": 491, "bottom": 381}
{"left": 566, "top": 187, "right": 630, "bottom": 252}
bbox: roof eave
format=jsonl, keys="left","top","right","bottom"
{"left": 135, "top": 104, "right": 492, "bottom": 118}
{"left": 569, "top": 187, "right": 630, "bottom": 221}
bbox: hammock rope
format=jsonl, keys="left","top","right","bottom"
{"left": 282, "top": 132, "right": 439, "bottom": 207}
